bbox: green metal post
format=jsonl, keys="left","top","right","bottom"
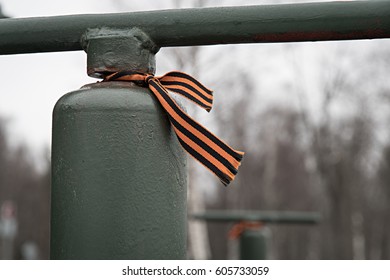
{"left": 192, "top": 210, "right": 320, "bottom": 259}
{"left": 240, "top": 229, "right": 268, "bottom": 260}
{"left": 51, "top": 29, "right": 187, "bottom": 259}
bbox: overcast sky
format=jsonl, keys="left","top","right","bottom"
{"left": 0, "top": 0, "right": 389, "bottom": 167}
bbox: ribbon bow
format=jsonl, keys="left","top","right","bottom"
{"left": 228, "top": 221, "right": 263, "bottom": 239}
{"left": 104, "top": 71, "right": 244, "bottom": 186}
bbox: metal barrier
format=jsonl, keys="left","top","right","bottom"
{"left": 0, "top": 1, "right": 388, "bottom": 259}
{"left": 1, "top": 1, "right": 390, "bottom": 54}
{"left": 192, "top": 210, "right": 321, "bottom": 259}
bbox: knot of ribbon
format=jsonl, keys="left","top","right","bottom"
{"left": 228, "top": 221, "right": 263, "bottom": 239}
{"left": 104, "top": 71, "right": 244, "bottom": 186}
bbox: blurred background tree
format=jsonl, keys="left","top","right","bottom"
{"left": 0, "top": 119, "right": 50, "bottom": 259}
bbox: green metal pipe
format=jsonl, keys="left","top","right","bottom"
{"left": 50, "top": 28, "right": 188, "bottom": 260}
{"left": 192, "top": 210, "right": 321, "bottom": 224}
{"left": 0, "top": 1, "right": 389, "bottom": 55}
{"left": 240, "top": 229, "right": 268, "bottom": 260}
{"left": 51, "top": 81, "right": 188, "bottom": 259}
{"left": 193, "top": 211, "right": 319, "bottom": 259}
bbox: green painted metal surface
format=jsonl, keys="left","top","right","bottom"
{"left": 240, "top": 229, "right": 267, "bottom": 260}
{"left": 83, "top": 28, "right": 159, "bottom": 78}
{"left": 0, "top": 1, "right": 389, "bottom": 54}
{"left": 192, "top": 210, "right": 321, "bottom": 224}
{"left": 51, "top": 81, "right": 187, "bottom": 259}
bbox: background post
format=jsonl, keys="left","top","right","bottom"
{"left": 239, "top": 229, "right": 268, "bottom": 260}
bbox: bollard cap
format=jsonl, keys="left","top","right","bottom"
{"left": 82, "top": 28, "right": 159, "bottom": 79}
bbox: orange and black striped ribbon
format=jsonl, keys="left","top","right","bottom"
{"left": 228, "top": 221, "right": 263, "bottom": 239}
{"left": 104, "top": 71, "right": 244, "bottom": 186}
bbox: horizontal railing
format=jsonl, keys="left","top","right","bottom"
{"left": 0, "top": 0, "right": 389, "bottom": 55}
{"left": 192, "top": 210, "right": 321, "bottom": 224}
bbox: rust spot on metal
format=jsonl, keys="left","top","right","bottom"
{"left": 253, "top": 29, "right": 388, "bottom": 43}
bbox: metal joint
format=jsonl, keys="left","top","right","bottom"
{"left": 81, "top": 28, "right": 159, "bottom": 78}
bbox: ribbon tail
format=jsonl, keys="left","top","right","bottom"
{"left": 158, "top": 71, "right": 213, "bottom": 112}
{"left": 148, "top": 78, "right": 243, "bottom": 186}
